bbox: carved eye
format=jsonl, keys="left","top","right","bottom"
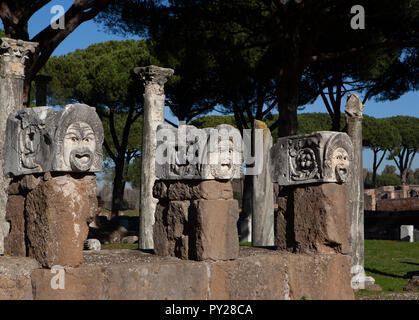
{"left": 71, "top": 137, "right": 78, "bottom": 142}
{"left": 84, "top": 138, "right": 90, "bottom": 143}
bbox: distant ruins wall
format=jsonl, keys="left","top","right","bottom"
{"left": 364, "top": 185, "right": 419, "bottom": 211}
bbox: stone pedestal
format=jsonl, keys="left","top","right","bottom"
{"left": 25, "top": 173, "right": 98, "bottom": 267}
{"left": 134, "top": 65, "right": 173, "bottom": 250}
{"left": 153, "top": 180, "right": 239, "bottom": 261}
{"left": 0, "top": 38, "right": 38, "bottom": 255}
{"left": 275, "top": 183, "right": 351, "bottom": 254}
{"left": 2, "top": 104, "right": 104, "bottom": 267}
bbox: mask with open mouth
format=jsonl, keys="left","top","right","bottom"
{"left": 332, "top": 147, "right": 350, "bottom": 182}
{"left": 63, "top": 122, "right": 96, "bottom": 172}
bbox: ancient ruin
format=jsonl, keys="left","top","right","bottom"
{"left": 252, "top": 120, "right": 274, "bottom": 246}
{"left": 271, "top": 131, "right": 354, "bottom": 254}
{"left": 270, "top": 131, "right": 354, "bottom": 185}
{"left": 135, "top": 65, "right": 174, "bottom": 250}
{"left": 3, "top": 104, "right": 103, "bottom": 267}
{"left": 0, "top": 38, "right": 38, "bottom": 256}
{"left": 153, "top": 123, "right": 242, "bottom": 260}
{"left": 345, "top": 94, "right": 367, "bottom": 277}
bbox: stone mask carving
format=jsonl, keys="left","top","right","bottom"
{"left": 63, "top": 122, "right": 96, "bottom": 171}
{"left": 323, "top": 133, "right": 353, "bottom": 183}
{"left": 155, "top": 124, "right": 242, "bottom": 180}
{"left": 270, "top": 131, "right": 353, "bottom": 185}
{"left": 4, "top": 104, "right": 103, "bottom": 177}
{"left": 52, "top": 104, "right": 104, "bottom": 172}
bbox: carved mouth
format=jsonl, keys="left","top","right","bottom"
{"left": 336, "top": 165, "right": 349, "bottom": 182}
{"left": 70, "top": 149, "right": 93, "bottom": 171}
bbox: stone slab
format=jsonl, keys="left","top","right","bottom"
{"left": 24, "top": 248, "right": 354, "bottom": 300}
{"left": 0, "top": 256, "right": 39, "bottom": 300}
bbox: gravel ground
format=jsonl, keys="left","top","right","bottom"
{"left": 356, "top": 292, "right": 419, "bottom": 300}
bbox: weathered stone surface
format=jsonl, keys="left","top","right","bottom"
{"left": 0, "top": 256, "right": 39, "bottom": 300}
{"left": 209, "top": 249, "right": 353, "bottom": 300}
{"left": 252, "top": 120, "right": 274, "bottom": 246}
{"left": 153, "top": 200, "right": 190, "bottom": 259}
{"left": 31, "top": 266, "right": 105, "bottom": 300}
{"left": 3, "top": 104, "right": 104, "bottom": 177}
{"left": 270, "top": 131, "right": 354, "bottom": 186}
{"left": 25, "top": 174, "right": 98, "bottom": 267}
{"left": 275, "top": 183, "right": 350, "bottom": 254}
{"left": 121, "top": 236, "right": 139, "bottom": 244}
{"left": 3, "top": 107, "right": 53, "bottom": 177}
{"left": 400, "top": 225, "right": 414, "bottom": 242}
{"left": 156, "top": 124, "right": 242, "bottom": 180}
{"left": 136, "top": 65, "right": 173, "bottom": 250}
{"left": 4, "top": 194, "right": 26, "bottom": 256}
{"left": 50, "top": 104, "right": 104, "bottom": 172}
{"left": 165, "top": 180, "right": 233, "bottom": 201}
{"left": 0, "top": 38, "right": 38, "bottom": 255}
{"left": 26, "top": 248, "right": 353, "bottom": 300}
{"left": 345, "top": 94, "right": 365, "bottom": 275}
{"left": 84, "top": 239, "right": 101, "bottom": 251}
{"left": 189, "top": 199, "right": 239, "bottom": 261}
{"left": 154, "top": 180, "right": 239, "bottom": 261}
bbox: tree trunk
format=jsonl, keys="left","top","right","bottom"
{"left": 277, "top": 81, "right": 299, "bottom": 137}
{"left": 401, "top": 168, "right": 408, "bottom": 185}
{"left": 332, "top": 107, "right": 341, "bottom": 131}
{"left": 111, "top": 158, "right": 126, "bottom": 219}
{"left": 372, "top": 151, "right": 377, "bottom": 188}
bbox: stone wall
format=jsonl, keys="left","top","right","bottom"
{"left": 0, "top": 248, "right": 354, "bottom": 300}
{"left": 376, "top": 198, "right": 419, "bottom": 212}
{"left": 364, "top": 185, "right": 419, "bottom": 211}
{"left": 153, "top": 180, "right": 239, "bottom": 261}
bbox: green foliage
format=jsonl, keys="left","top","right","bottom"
{"left": 127, "top": 157, "right": 141, "bottom": 189}
{"left": 382, "top": 165, "right": 398, "bottom": 176}
{"left": 0, "top": 29, "right": 5, "bottom": 38}
{"left": 387, "top": 116, "right": 419, "bottom": 153}
{"left": 363, "top": 117, "right": 401, "bottom": 151}
{"left": 375, "top": 173, "right": 401, "bottom": 188}
{"left": 43, "top": 39, "right": 158, "bottom": 109}
{"left": 191, "top": 115, "right": 237, "bottom": 128}
{"left": 97, "top": 0, "right": 419, "bottom": 138}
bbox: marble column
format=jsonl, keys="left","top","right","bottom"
{"left": 0, "top": 38, "right": 38, "bottom": 255}
{"left": 35, "top": 74, "right": 52, "bottom": 106}
{"left": 252, "top": 120, "right": 274, "bottom": 246}
{"left": 134, "top": 65, "right": 173, "bottom": 250}
{"left": 345, "top": 94, "right": 366, "bottom": 271}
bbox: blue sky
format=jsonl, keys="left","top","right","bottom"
{"left": 2, "top": 1, "right": 417, "bottom": 173}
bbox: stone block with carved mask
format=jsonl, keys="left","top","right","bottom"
{"left": 270, "top": 131, "right": 354, "bottom": 186}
